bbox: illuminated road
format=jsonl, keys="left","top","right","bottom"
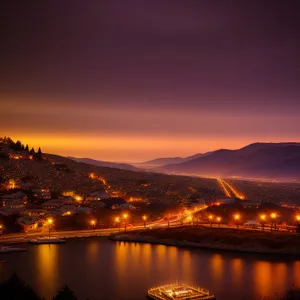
{"left": 217, "top": 178, "right": 232, "bottom": 197}
{"left": 0, "top": 207, "right": 209, "bottom": 244}
{"left": 222, "top": 179, "right": 246, "bottom": 200}
{"left": 217, "top": 178, "right": 246, "bottom": 200}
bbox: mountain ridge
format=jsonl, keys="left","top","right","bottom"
{"left": 157, "top": 142, "right": 300, "bottom": 181}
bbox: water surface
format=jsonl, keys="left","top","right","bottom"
{"left": 0, "top": 238, "right": 299, "bottom": 300}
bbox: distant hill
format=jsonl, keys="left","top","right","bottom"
{"left": 139, "top": 152, "right": 211, "bottom": 167}
{"left": 139, "top": 157, "right": 186, "bottom": 167}
{"left": 157, "top": 143, "right": 300, "bottom": 181}
{"left": 67, "top": 157, "right": 139, "bottom": 171}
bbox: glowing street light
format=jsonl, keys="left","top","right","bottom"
{"left": 0, "top": 224, "right": 3, "bottom": 235}
{"left": 295, "top": 215, "right": 300, "bottom": 234}
{"left": 271, "top": 213, "right": 277, "bottom": 231}
{"left": 123, "top": 213, "right": 128, "bottom": 232}
{"left": 47, "top": 218, "right": 53, "bottom": 239}
{"left": 234, "top": 214, "right": 240, "bottom": 228}
{"left": 208, "top": 215, "right": 214, "bottom": 227}
{"left": 260, "top": 214, "right": 266, "bottom": 231}
{"left": 216, "top": 216, "right": 222, "bottom": 228}
{"left": 142, "top": 215, "right": 147, "bottom": 228}
{"left": 90, "top": 219, "right": 96, "bottom": 231}
{"left": 115, "top": 216, "right": 121, "bottom": 231}
{"left": 75, "top": 195, "right": 83, "bottom": 202}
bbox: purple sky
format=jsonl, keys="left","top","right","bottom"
{"left": 0, "top": 1, "right": 300, "bottom": 162}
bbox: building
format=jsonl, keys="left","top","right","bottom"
{"left": 41, "top": 199, "right": 63, "bottom": 210}
{"left": 1, "top": 191, "right": 27, "bottom": 208}
{"left": 32, "top": 188, "right": 51, "bottom": 200}
{"left": 86, "top": 190, "right": 109, "bottom": 201}
{"left": 22, "top": 208, "right": 45, "bottom": 217}
{"left": 17, "top": 216, "right": 39, "bottom": 232}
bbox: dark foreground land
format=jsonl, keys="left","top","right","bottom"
{"left": 111, "top": 226, "right": 300, "bottom": 255}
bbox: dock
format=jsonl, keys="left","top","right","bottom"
{"left": 148, "top": 283, "right": 216, "bottom": 300}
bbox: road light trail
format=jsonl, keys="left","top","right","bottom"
{"left": 222, "top": 179, "right": 246, "bottom": 200}
{"left": 217, "top": 178, "right": 232, "bottom": 198}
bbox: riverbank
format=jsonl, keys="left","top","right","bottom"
{"left": 110, "top": 226, "right": 300, "bottom": 256}
{"left": 0, "top": 228, "right": 116, "bottom": 245}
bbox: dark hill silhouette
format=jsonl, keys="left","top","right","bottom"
{"left": 67, "top": 157, "right": 138, "bottom": 171}
{"left": 139, "top": 152, "right": 211, "bottom": 167}
{"left": 158, "top": 143, "right": 300, "bottom": 181}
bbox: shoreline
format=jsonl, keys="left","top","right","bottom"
{"left": 2, "top": 227, "right": 300, "bottom": 257}
{"left": 0, "top": 231, "right": 112, "bottom": 245}
{"left": 109, "top": 234, "right": 300, "bottom": 257}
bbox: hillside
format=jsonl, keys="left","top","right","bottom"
{"left": 158, "top": 143, "right": 300, "bottom": 181}
{"left": 67, "top": 157, "right": 138, "bottom": 171}
{"left": 0, "top": 137, "right": 221, "bottom": 204}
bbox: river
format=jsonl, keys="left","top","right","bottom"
{"left": 0, "top": 238, "right": 300, "bottom": 300}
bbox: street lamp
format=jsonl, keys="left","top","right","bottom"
{"left": 47, "top": 218, "right": 53, "bottom": 239}
{"left": 295, "top": 215, "right": 300, "bottom": 233}
{"left": 115, "top": 216, "right": 120, "bottom": 231}
{"left": 0, "top": 224, "right": 3, "bottom": 235}
{"left": 208, "top": 215, "right": 214, "bottom": 227}
{"left": 270, "top": 213, "right": 277, "bottom": 231}
{"left": 142, "top": 215, "right": 147, "bottom": 228}
{"left": 90, "top": 219, "right": 96, "bottom": 231}
{"left": 216, "top": 216, "right": 222, "bottom": 228}
{"left": 234, "top": 214, "right": 240, "bottom": 228}
{"left": 123, "top": 213, "right": 128, "bottom": 232}
{"left": 260, "top": 214, "right": 266, "bottom": 231}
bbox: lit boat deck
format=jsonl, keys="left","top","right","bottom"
{"left": 148, "top": 284, "right": 215, "bottom": 300}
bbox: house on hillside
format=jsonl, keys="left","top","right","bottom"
{"left": 32, "top": 188, "right": 51, "bottom": 200}
{"left": 17, "top": 216, "right": 39, "bottom": 233}
{"left": 22, "top": 208, "right": 45, "bottom": 217}
{"left": 86, "top": 190, "right": 109, "bottom": 201}
{"left": 41, "top": 199, "right": 63, "bottom": 210}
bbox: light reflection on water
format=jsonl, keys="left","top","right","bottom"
{"left": 0, "top": 239, "right": 299, "bottom": 300}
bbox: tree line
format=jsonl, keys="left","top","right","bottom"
{"left": 1, "top": 137, "right": 43, "bottom": 160}
{"left": 0, "top": 273, "right": 82, "bottom": 300}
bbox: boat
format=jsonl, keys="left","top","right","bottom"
{"left": 148, "top": 283, "right": 216, "bottom": 300}
{"left": 0, "top": 246, "right": 26, "bottom": 253}
{"left": 29, "top": 237, "right": 66, "bottom": 244}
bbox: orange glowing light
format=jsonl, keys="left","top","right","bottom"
{"left": 142, "top": 215, "right": 147, "bottom": 221}
{"left": 216, "top": 217, "right": 221, "bottom": 222}
{"left": 47, "top": 218, "right": 53, "bottom": 224}
{"left": 234, "top": 214, "right": 240, "bottom": 220}
{"left": 115, "top": 217, "right": 120, "bottom": 223}
{"left": 271, "top": 213, "right": 277, "bottom": 219}
{"left": 75, "top": 195, "right": 83, "bottom": 201}
{"left": 296, "top": 215, "right": 300, "bottom": 222}
{"left": 123, "top": 213, "right": 128, "bottom": 219}
{"left": 260, "top": 214, "right": 266, "bottom": 221}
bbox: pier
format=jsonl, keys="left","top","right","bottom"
{"left": 148, "top": 283, "right": 215, "bottom": 300}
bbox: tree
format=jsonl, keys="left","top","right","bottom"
{"left": 15, "top": 140, "right": 22, "bottom": 150}
{"left": 0, "top": 272, "right": 42, "bottom": 300}
{"left": 35, "top": 147, "right": 43, "bottom": 160}
{"left": 25, "top": 144, "right": 29, "bottom": 151}
{"left": 52, "top": 285, "right": 78, "bottom": 300}
{"left": 30, "top": 147, "right": 35, "bottom": 154}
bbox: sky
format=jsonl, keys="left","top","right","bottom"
{"left": 0, "top": 1, "right": 300, "bottom": 162}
